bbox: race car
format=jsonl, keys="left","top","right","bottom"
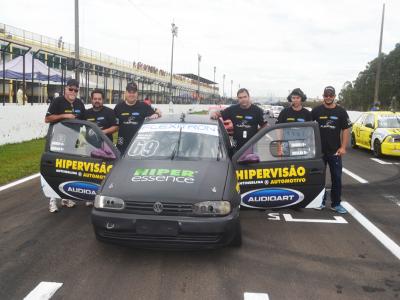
{"left": 40, "top": 116, "right": 325, "bottom": 249}
{"left": 351, "top": 111, "right": 400, "bottom": 157}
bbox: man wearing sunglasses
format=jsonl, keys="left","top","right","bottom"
{"left": 45, "top": 78, "right": 86, "bottom": 212}
{"left": 312, "top": 86, "right": 351, "bottom": 214}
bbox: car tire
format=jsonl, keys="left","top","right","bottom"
{"left": 373, "top": 139, "right": 383, "bottom": 158}
{"left": 230, "top": 223, "right": 242, "bottom": 247}
{"left": 351, "top": 133, "right": 358, "bottom": 149}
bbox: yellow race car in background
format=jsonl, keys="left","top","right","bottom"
{"left": 351, "top": 111, "right": 400, "bottom": 157}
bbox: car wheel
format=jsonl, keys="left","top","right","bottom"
{"left": 373, "top": 139, "right": 382, "bottom": 157}
{"left": 230, "top": 223, "right": 242, "bottom": 247}
{"left": 351, "top": 133, "right": 358, "bottom": 149}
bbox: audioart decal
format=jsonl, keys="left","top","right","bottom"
{"left": 59, "top": 181, "right": 100, "bottom": 200}
{"left": 236, "top": 165, "right": 307, "bottom": 186}
{"left": 131, "top": 168, "right": 197, "bottom": 184}
{"left": 241, "top": 188, "right": 304, "bottom": 208}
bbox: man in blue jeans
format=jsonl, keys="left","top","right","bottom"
{"left": 312, "top": 86, "right": 351, "bottom": 214}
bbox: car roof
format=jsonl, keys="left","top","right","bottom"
{"left": 144, "top": 114, "right": 219, "bottom": 125}
{"left": 364, "top": 111, "right": 399, "bottom": 114}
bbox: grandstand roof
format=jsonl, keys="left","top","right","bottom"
{"left": 177, "top": 73, "right": 217, "bottom": 85}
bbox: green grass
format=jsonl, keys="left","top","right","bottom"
{"left": 0, "top": 138, "right": 46, "bottom": 185}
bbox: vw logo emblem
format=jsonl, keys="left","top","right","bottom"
{"left": 153, "top": 202, "right": 163, "bottom": 214}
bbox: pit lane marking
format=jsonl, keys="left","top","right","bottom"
{"left": 23, "top": 281, "right": 63, "bottom": 300}
{"left": 342, "top": 201, "right": 400, "bottom": 260}
{"left": 283, "top": 214, "right": 347, "bottom": 223}
{"left": 383, "top": 194, "right": 400, "bottom": 207}
{"left": 244, "top": 292, "right": 270, "bottom": 300}
{"left": 370, "top": 158, "right": 393, "bottom": 165}
{"left": 0, "top": 173, "right": 40, "bottom": 192}
{"left": 342, "top": 168, "right": 368, "bottom": 184}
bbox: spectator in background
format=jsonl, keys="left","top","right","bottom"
{"left": 17, "top": 86, "right": 24, "bottom": 105}
{"left": 143, "top": 95, "right": 152, "bottom": 106}
{"left": 371, "top": 102, "right": 380, "bottom": 111}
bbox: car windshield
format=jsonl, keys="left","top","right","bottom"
{"left": 377, "top": 116, "right": 400, "bottom": 128}
{"left": 126, "top": 123, "right": 223, "bottom": 160}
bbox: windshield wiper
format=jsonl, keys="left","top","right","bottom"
{"left": 170, "top": 127, "right": 183, "bottom": 160}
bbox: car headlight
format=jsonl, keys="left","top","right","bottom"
{"left": 192, "top": 201, "right": 231, "bottom": 216}
{"left": 94, "top": 195, "right": 125, "bottom": 210}
{"left": 385, "top": 135, "right": 400, "bottom": 143}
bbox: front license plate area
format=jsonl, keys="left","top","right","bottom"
{"left": 136, "top": 220, "right": 178, "bottom": 236}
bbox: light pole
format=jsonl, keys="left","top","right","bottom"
{"left": 230, "top": 79, "right": 233, "bottom": 99}
{"left": 197, "top": 53, "right": 201, "bottom": 103}
{"left": 222, "top": 74, "right": 226, "bottom": 99}
{"left": 374, "top": 3, "right": 385, "bottom": 105}
{"left": 169, "top": 22, "right": 178, "bottom": 104}
{"left": 74, "top": 0, "right": 80, "bottom": 82}
{"left": 213, "top": 66, "right": 216, "bottom": 100}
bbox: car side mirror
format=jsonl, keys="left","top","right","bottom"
{"left": 365, "top": 123, "right": 374, "bottom": 129}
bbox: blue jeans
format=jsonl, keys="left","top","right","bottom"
{"left": 323, "top": 154, "right": 342, "bottom": 207}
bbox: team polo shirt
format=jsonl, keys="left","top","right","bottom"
{"left": 221, "top": 104, "right": 266, "bottom": 149}
{"left": 276, "top": 107, "right": 312, "bottom": 124}
{"left": 312, "top": 105, "right": 352, "bottom": 155}
{"left": 114, "top": 101, "right": 155, "bottom": 153}
{"left": 85, "top": 106, "right": 118, "bottom": 141}
{"left": 46, "top": 96, "right": 86, "bottom": 121}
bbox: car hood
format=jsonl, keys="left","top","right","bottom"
{"left": 101, "top": 159, "right": 229, "bottom": 203}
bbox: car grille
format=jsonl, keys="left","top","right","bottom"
{"left": 124, "top": 200, "right": 193, "bottom": 216}
{"left": 100, "top": 230, "right": 222, "bottom": 244}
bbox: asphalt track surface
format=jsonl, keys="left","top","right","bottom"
{"left": 1, "top": 131, "right": 400, "bottom": 299}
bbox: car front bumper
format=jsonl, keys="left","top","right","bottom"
{"left": 91, "top": 207, "right": 240, "bottom": 249}
{"left": 382, "top": 142, "right": 400, "bottom": 156}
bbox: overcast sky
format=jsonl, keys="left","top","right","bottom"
{"left": 1, "top": 0, "right": 399, "bottom": 98}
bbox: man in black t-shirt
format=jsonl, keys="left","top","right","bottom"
{"left": 86, "top": 89, "right": 118, "bottom": 142}
{"left": 312, "top": 86, "right": 352, "bottom": 214}
{"left": 277, "top": 88, "right": 311, "bottom": 124}
{"left": 44, "top": 78, "right": 85, "bottom": 213}
{"left": 114, "top": 82, "right": 160, "bottom": 154}
{"left": 211, "top": 88, "right": 266, "bottom": 150}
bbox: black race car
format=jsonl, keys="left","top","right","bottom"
{"left": 40, "top": 115, "right": 325, "bottom": 249}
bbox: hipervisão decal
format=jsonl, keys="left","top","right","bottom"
{"left": 131, "top": 168, "right": 197, "bottom": 184}
{"left": 236, "top": 165, "right": 307, "bottom": 186}
{"left": 241, "top": 188, "right": 304, "bottom": 208}
{"left": 59, "top": 181, "right": 100, "bottom": 200}
{"left": 55, "top": 159, "right": 113, "bottom": 180}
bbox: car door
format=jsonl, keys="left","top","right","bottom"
{"left": 353, "top": 113, "right": 366, "bottom": 147}
{"left": 40, "top": 119, "right": 120, "bottom": 202}
{"left": 232, "top": 122, "right": 325, "bottom": 209}
{"left": 360, "top": 113, "right": 375, "bottom": 148}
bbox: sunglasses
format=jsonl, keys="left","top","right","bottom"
{"left": 68, "top": 87, "right": 79, "bottom": 93}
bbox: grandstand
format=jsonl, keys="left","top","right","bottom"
{"left": 0, "top": 22, "right": 219, "bottom": 105}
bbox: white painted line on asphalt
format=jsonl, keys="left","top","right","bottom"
{"left": 283, "top": 214, "right": 348, "bottom": 224}
{"left": 342, "top": 168, "right": 368, "bottom": 184}
{"left": 383, "top": 194, "right": 400, "bottom": 207}
{"left": 244, "top": 292, "right": 270, "bottom": 300}
{"left": 342, "top": 201, "right": 400, "bottom": 260}
{"left": 371, "top": 158, "right": 392, "bottom": 165}
{"left": 0, "top": 173, "right": 40, "bottom": 192}
{"left": 24, "top": 281, "right": 63, "bottom": 300}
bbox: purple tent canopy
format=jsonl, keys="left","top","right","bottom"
{"left": 0, "top": 52, "right": 66, "bottom": 82}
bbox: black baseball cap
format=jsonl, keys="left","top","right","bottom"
{"left": 126, "top": 82, "right": 138, "bottom": 92}
{"left": 323, "top": 86, "right": 335, "bottom": 96}
{"left": 66, "top": 78, "right": 79, "bottom": 88}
